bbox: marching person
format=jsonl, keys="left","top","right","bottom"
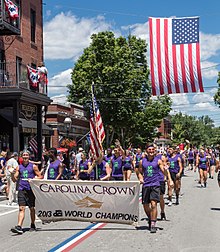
{"left": 10, "top": 150, "right": 43, "bottom": 234}
{"left": 196, "top": 149, "right": 208, "bottom": 188}
{"left": 167, "top": 146, "right": 183, "bottom": 206}
{"left": 5, "top": 152, "right": 19, "bottom": 205}
{"left": 92, "top": 154, "right": 112, "bottom": 181}
{"left": 47, "top": 148, "right": 64, "bottom": 180}
{"left": 111, "top": 140, "right": 125, "bottom": 181}
{"left": 122, "top": 150, "right": 134, "bottom": 181}
{"left": 136, "top": 143, "right": 173, "bottom": 233}
{"left": 76, "top": 151, "right": 93, "bottom": 180}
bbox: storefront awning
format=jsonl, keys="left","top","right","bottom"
{"left": 19, "top": 118, "right": 53, "bottom": 135}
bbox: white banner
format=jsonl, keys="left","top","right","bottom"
{"left": 30, "top": 180, "right": 140, "bottom": 225}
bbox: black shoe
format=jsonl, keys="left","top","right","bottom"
{"left": 176, "top": 198, "right": 179, "bottom": 205}
{"left": 148, "top": 219, "right": 151, "bottom": 229}
{"left": 11, "top": 225, "right": 23, "bottom": 234}
{"left": 161, "top": 212, "right": 166, "bottom": 220}
{"left": 209, "top": 175, "right": 211, "bottom": 178}
{"left": 211, "top": 176, "right": 214, "bottom": 179}
{"left": 204, "top": 182, "right": 207, "bottom": 188}
{"left": 30, "top": 223, "right": 36, "bottom": 231}
{"left": 150, "top": 226, "right": 157, "bottom": 233}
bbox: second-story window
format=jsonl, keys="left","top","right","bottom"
{"left": 30, "top": 8, "right": 36, "bottom": 43}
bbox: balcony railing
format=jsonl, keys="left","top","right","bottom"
{"left": 0, "top": 0, "right": 20, "bottom": 35}
{"left": 0, "top": 61, "right": 47, "bottom": 95}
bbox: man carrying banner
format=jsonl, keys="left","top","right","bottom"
{"left": 10, "top": 150, "right": 43, "bottom": 234}
{"left": 136, "top": 143, "right": 173, "bottom": 233}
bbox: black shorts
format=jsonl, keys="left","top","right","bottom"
{"left": 160, "top": 181, "right": 166, "bottom": 195}
{"left": 188, "top": 159, "right": 194, "bottom": 164}
{"left": 111, "top": 176, "right": 123, "bottom": 181}
{"left": 123, "top": 167, "right": 132, "bottom": 171}
{"left": 18, "top": 190, "right": 35, "bottom": 208}
{"left": 142, "top": 186, "right": 160, "bottom": 204}
{"left": 170, "top": 171, "right": 180, "bottom": 182}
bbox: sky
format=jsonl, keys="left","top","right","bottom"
{"left": 43, "top": 0, "right": 220, "bottom": 126}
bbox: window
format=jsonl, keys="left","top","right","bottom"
{"left": 30, "top": 8, "right": 36, "bottom": 42}
{"left": 16, "top": 57, "right": 22, "bottom": 84}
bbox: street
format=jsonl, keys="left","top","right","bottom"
{"left": 0, "top": 169, "right": 220, "bottom": 252}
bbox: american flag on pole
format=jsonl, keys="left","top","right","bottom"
{"left": 149, "top": 17, "right": 204, "bottom": 96}
{"left": 89, "top": 87, "right": 105, "bottom": 160}
{"left": 29, "top": 136, "right": 38, "bottom": 154}
{"left": 4, "top": 0, "right": 19, "bottom": 19}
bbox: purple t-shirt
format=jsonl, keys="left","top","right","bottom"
{"left": 18, "top": 162, "right": 35, "bottom": 191}
{"left": 111, "top": 155, "right": 123, "bottom": 178}
{"left": 168, "top": 154, "right": 180, "bottom": 174}
{"left": 47, "top": 159, "right": 61, "bottom": 180}
{"left": 142, "top": 156, "right": 160, "bottom": 187}
{"left": 123, "top": 156, "right": 132, "bottom": 169}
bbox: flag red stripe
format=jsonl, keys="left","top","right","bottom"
{"left": 180, "top": 44, "right": 188, "bottom": 93}
{"left": 156, "top": 19, "right": 164, "bottom": 95}
{"left": 172, "top": 45, "right": 180, "bottom": 93}
{"left": 164, "top": 19, "right": 172, "bottom": 94}
{"left": 90, "top": 120, "right": 101, "bottom": 159}
{"left": 188, "top": 43, "right": 196, "bottom": 92}
{"left": 196, "top": 43, "right": 204, "bottom": 92}
{"left": 149, "top": 18, "right": 156, "bottom": 96}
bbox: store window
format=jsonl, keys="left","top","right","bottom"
{"left": 30, "top": 8, "right": 36, "bottom": 43}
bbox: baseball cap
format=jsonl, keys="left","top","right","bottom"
{"left": 79, "top": 147, "right": 83, "bottom": 151}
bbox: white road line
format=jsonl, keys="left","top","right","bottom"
{"left": 0, "top": 209, "right": 18, "bottom": 217}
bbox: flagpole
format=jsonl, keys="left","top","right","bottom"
{"left": 91, "top": 82, "right": 101, "bottom": 180}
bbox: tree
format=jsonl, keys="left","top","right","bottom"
{"left": 171, "top": 113, "right": 216, "bottom": 147}
{"left": 214, "top": 72, "right": 220, "bottom": 106}
{"left": 67, "top": 31, "right": 171, "bottom": 147}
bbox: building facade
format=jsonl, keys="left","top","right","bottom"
{"left": 46, "top": 102, "right": 90, "bottom": 151}
{"left": 0, "top": 0, "right": 51, "bottom": 160}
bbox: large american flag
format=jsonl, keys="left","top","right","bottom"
{"left": 90, "top": 93, "right": 105, "bottom": 160}
{"left": 149, "top": 17, "right": 204, "bottom": 96}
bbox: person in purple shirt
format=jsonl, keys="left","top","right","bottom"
{"left": 104, "top": 148, "right": 113, "bottom": 166}
{"left": 136, "top": 143, "right": 173, "bottom": 233}
{"left": 77, "top": 152, "right": 93, "bottom": 180}
{"left": 10, "top": 150, "right": 42, "bottom": 234}
{"left": 187, "top": 148, "right": 195, "bottom": 171}
{"left": 122, "top": 150, "right": 134, "bottom": 181}
{"left": 111, "top": 140, "right": 125, "bottom": 181}
{"left": 47, "top": 148, "right": 63, "bottom": 180}
{"left": 167, "top": 146, "right": 183, "bottom": 206}
{"left": 196, "top": 150, "right": 208, "bottom": 188}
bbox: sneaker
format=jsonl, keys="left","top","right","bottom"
{"left": 176, "top": 198, "right": 179, "bottom": 205}
{"left": 161, "top": 212, "right": 166, "bottom": 220}
{"left": 168, "top": 200, "right": 172, "bottom": 207}
{"left": 150, "top": 226, "right": 157, "bottom": 233}
{"left": 204, "top": 182, "right": 207, "bottom": 188}
{"left": 30, "top": 223, "right": 36, "bottom": 231}
{"left": 148, "top": 219, "right": 151, "bottom": 229}
{"left": 11, "top": 226, "right": 23, "bottom": 234}
{"left": 201, "top": 184, "right": 204, "bottom": 188}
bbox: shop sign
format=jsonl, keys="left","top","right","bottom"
{"left": 20, "top": 103, "right": 37, "bottom": 121}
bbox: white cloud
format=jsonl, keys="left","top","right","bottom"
{"left": 122, "top": 21, "right": 149, "bottom": 41}
{"left": 48, "top": 68, "right": 72, "bottom": 96}
{"left": 193, "top": 102, "right": 218, "bottom": 112}
{"left": 192, "top": 93, "right": 214, "bottom": 103}
{"left": 169, "top": 93, "right": 190, "bottom": 106}
{"left": 201, "top": 61, "right": 219, "bottom": 80}
{"left": 51, "top": 94, "right": 67, "bottom": 104}
{"left": 44, "top": 12, "right": 114, "bottom": 60}
{"left": 200, "top": 32, "right": 220, "bottom": 61}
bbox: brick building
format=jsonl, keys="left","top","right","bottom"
{"left": 0, "top": 0, "right": 51, "bottom": 160}
{"left": 45, "top": 101, "right": 90, "bottom": 151}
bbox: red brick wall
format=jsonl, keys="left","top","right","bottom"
{"left": 1, "top": 0, "right": 43, "bottom": 71}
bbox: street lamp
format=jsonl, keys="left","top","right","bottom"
{"left": 64, "top": 117, "right": 72, "bottom": 137}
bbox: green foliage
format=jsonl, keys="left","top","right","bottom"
{"left": 214, "top": 72, "right": 220, "bottom": 106}
{"left": 67, "top": 31, "right": 172, "bottom": 147}
{"left": 171, "top": 113, "right": 217, "bottom": 146}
